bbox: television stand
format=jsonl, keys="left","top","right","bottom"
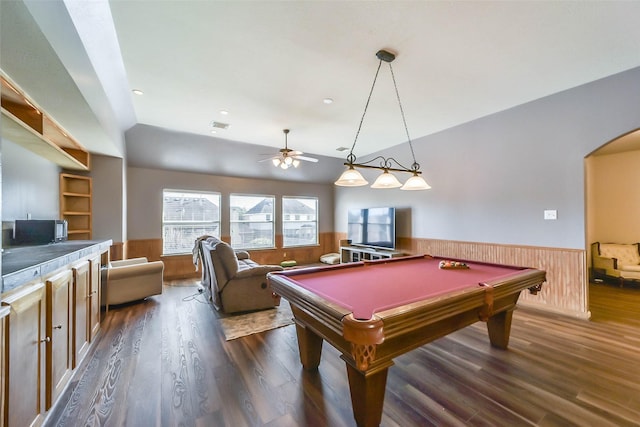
{"left": 340, "top": 245, "right": 404, "bottom": 263}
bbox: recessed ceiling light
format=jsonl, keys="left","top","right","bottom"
{"left": 219, "top": 110, "right": 229, "bottom": 115}
{"left": 323, "top": 98, "right": 333, "bottom": 104}
{"left": 132, "top": 89, "right": 144, "bottom": 95}
{"left": 210, "top": 130, "right": 217, "bottom": 134}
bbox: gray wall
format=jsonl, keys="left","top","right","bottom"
{"left": 1, "top": 139, "right": 60, "bottom": 223}
{"left": 127, "top": 166, "right": 334, "bottom": 241}
{"left": 335, "top": 67, "right": 640, "bottom": 250}
{"left": 91, "top": 154, "right": 126, "bottom": 243}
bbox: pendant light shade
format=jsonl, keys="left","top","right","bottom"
{"left": 400, "top": 174, "right": 431, "bottom": 190}
{"left": 371, "top": 171, "right": 402, "bottom": 189}
{"left": 334, "top": 166, "right": 369, "bottom": 187}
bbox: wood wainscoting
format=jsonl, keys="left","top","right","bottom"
{"left": 125, "top": 233, "right": 340, "bottom": 280}
{"left": 396, "top": 237, "right": 588, "bottom": 318}
{"left": 334, "top": 234, "right": 588, "bottom": 318}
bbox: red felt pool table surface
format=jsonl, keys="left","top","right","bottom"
{"left": 283, "top": 255, "right": 525, "bottom": 320}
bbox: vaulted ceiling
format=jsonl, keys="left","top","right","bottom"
{"left": 2, "top": 1, "right": 640, "bottom": 176}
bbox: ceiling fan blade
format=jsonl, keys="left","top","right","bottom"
{"left": 258, "top": 155, "right": 278, "bottom": 162}
{"left": 293, "top": 155, "right": 318, "bottom": 163}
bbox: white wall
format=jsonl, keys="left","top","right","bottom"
{"left": 336, "top": 67, "right": 640, "bottom": 250}
{"left": 127, "top": 166, "right": 334, "bottom": 240}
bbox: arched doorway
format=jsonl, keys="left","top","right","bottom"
{"left": 585, "top": 128, "right": 640, "bottom": 325}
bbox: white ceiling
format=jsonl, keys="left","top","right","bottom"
{"left": 5, "top": 1, "right": 640, "bottom": 161}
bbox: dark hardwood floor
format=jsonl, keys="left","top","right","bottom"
{"left": 44, "top": 279, "right": 640, "bottom": 426}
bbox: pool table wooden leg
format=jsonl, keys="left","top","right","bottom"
{"left": 293, "top": 321, "right": 323, "bottom": 370}
{"left": 486, "top": 308, "right": 514, "bottom": 349}
{"left": 345, "top": 362, "right": 391, "bottom": 427}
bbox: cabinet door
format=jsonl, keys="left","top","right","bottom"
{"left": 45, "top": 269, "right": 73, "bottom": 409}
{"left": 2, "top": 282, "right": 46, "bottom": 427}
{"left": 71, "top": 261, "right": 90, "bottom": 368}
{"left": 88, "top": 255, "right": 102, "bottom": 341}
{"left": 0, "top": 306, "right": 10, "bottom": 427}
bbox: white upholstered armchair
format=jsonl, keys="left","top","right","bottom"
{"left": 105, "top": 257, "right": 164, "bottom": 310}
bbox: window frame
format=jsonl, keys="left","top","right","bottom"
{"left": 229, "top": 193, "right": 276, "bottom": 250}
{"left": 161, "top": 189, "right": 221, "bottom": 255}
{"left": 282, "top": 196, "right": 319, "bottom": 248}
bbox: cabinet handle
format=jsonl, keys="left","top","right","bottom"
{"left": 40, "top": 337, "right": 51, "bottom": 343}
{"left": 53, "top": 325, "right": 62, "bottom": 330}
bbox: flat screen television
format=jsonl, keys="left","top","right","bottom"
{"left": 347, "top": 207, "right": 396, "bottom": 250}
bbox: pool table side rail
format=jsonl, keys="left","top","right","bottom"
{"left": 268, "top": 272, "right": 352, "bottom": 348}
{"left": 268, "top": 272, "right": 500, "bottom": 372}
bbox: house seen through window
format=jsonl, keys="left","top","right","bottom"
{"left": 283, "top": 197, "right": 318, "bottom": 247}
{"left": 230, "top": 194, "right": 275, "bottom": 249}
{"left": 162, "top": 190, "right": 221, "bottom": 255}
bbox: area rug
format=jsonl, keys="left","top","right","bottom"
{"left": 218, "top": 301, "right": 294, "bottom": 341}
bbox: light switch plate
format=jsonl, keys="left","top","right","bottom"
{"left": 544, "top": 209, "right": 557, "bottom": 220}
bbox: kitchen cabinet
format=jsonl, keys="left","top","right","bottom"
{"left": 71, "top": 261, "right": 90, "bottom": 368}
{"left": 2, "top": 282, "right": 46, "bottom": 427}
{"left": 88, "top": 254, "right": 102, "bottom": 341}
{"left": 0, "top": 306, "right": 9, "bottom": 427}
{"left": 45, "top": 269, "right": 73, "bottom": 409}
{"left": 1, "top": 241, "right": 110, "bottom": 423}
{"left": 60, "top": 173, "right": 92, "bottom": 240}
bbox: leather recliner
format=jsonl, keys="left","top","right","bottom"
{"left": 198, "top": 236, "right": 282, "bottom": 313}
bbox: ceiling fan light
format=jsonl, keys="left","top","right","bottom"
{"left": 280, "top": 162, "right": 289, "bottom": 170}
{"left": 334, "top": 167, "right": 368, "bottom": 187}
{"left": 272, "top": 158, "right": 281, "bottom": 167}
{"left": 292, "top": 159, "right": 301, "bottom": 168}
{"left": 400, "top": 174, "right": 431, "bottom": 190}
{"left": 371, "top": 171, "right": 402, "bottom": 189}
{"left": 284, "top": 156, "right": 293, "bottom": 165}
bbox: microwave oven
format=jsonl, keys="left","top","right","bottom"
{"left": 14, "top": 219, "right": 68, "bottom": 245}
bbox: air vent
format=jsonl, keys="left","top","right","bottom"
{"left": 210, "top": 121, "right": 229, "bottom": 129}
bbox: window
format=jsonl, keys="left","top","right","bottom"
{"left": 283, "top": 197, "right": 318, "bottom": 247}
{"left": 230, "top": 194, "right": 275, "bottom": 249}
{"left": 162, "top": 190, "right": 221, "bottom": 255}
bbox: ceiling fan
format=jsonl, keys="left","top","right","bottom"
{"left": 260, "top": 129, "right": 318, "bottom": 169}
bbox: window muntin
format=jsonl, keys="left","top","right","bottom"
{"left": 230, "top": 194, "right": 275, "bottom": 249}
{"left": 283, "top": 197, "right": 318, "bottom": 247}
{"left": 162, "top": 190, "right": 221, "bottom": 255}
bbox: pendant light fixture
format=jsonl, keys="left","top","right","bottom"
{"left": 334, "top": 49, "right": 431, "bottom": 190}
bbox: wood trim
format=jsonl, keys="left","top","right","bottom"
{"left": 397, "top": 237, "right": 587, "bottom": 317}
{"left": 126, "top": 233, "right": 341, "bottom": 280}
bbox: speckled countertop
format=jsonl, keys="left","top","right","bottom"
{"left": 2, "top": 240, "right": 112, "bottom": 294}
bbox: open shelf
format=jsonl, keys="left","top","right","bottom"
{"left": 340, "top": 245, "right": 404, "bottom": 263}
{"left": 60, "top": 173, "right": 92, "bottom": 240}
{"left": 1, "top": 75, "right": 90, "bottom": 171}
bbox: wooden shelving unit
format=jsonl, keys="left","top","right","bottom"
{"left": 60, "top": 173, "right": 92, "bottom": 240}
{"left": 1, "top": 75, "right": 90, "bottom": 171}
{"left": 340, "top": 245, "right": 403, "bottom": 263}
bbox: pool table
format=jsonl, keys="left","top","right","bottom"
{"left": 267, "top": 254, "right": 546, "bottom": 427}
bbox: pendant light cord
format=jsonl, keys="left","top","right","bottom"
{"left": 347, "top": 60, "right": 383, "bottom": 163}
{"left": 347, "top": 59, "right": 419, "bottom": 171}
{"left": 389, "top": 63, "right": 419, "bottom": 171}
